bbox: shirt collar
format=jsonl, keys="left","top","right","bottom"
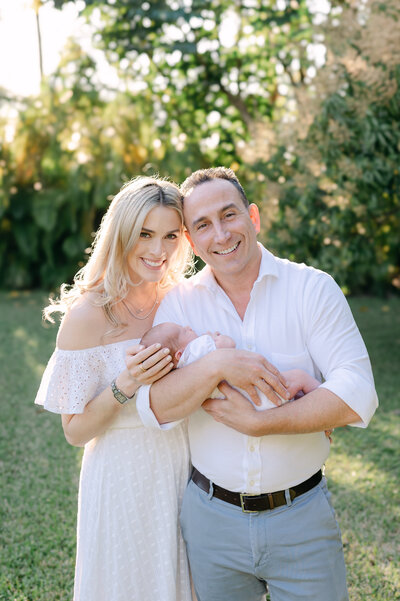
{"left": 192, "top": 243, "right": 279, "bottom": 291}
{"left": 255, "top": 244, "right": 279, "bottom": 284}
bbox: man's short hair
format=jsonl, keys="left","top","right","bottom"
{"left": 181, "top": 167, "right": 249, "bottom": 207}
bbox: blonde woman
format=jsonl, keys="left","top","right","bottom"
{"left": 35, "top": 177, "right": 194, "bottom": 601}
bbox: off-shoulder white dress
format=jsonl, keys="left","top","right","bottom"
{"left": 35, "top": 339, "right": 192, "bottom": 601}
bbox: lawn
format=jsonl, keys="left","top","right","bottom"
{"left": 0, "top": 291, "right": 399, "bottom": 601}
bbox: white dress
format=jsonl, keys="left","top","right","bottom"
{"left": 35, "top": 339, "right": 192, "bottom": 601}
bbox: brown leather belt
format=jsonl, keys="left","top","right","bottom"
{"left": 191, "top": 467, "right": 322, "bottom": 513}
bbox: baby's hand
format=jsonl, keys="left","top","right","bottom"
{"left": 283, "top": 369, "right": 320, "bottom": 399}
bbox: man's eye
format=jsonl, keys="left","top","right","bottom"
{"left": 197, "top": 223, "right": 207, "bottom": 230}
{"left": 224, "top": 212, "right": 235, "bottom": 218}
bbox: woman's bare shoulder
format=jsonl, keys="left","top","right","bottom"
{"left": 56, "top": 293, "right": 109, "bottom": 350}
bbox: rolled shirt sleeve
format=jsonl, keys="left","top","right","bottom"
{"left": 304, "top": 272, "right": 378, "bottom": 427}
{"left": 136, "top": 384, "right": 183, "bottom": 430}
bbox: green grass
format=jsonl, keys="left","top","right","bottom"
{"left": 324, "top": 297, "right": 400, "bottom": 601}
{"left": 0, "top": 292, "right": 399, "bottom": 600}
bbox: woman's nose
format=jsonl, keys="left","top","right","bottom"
{"left": 149, "top": 237, "right": 164, "bottom": 256}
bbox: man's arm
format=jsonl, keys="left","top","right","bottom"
{"left": 203, "top": 272, "right": 378, "bottom": 435}
{"left": 139, "top": 287, "right": 290, "bottom": 426}
{"left": 202, "top": 382, "right": 360, "bottom": 436}
{"left": 149, "top": 347, "right": 290, "bottom": 423}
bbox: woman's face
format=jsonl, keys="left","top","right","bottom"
{"left": 127, "top": 205, "right": 183, "bottom": 283}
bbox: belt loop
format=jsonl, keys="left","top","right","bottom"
{"left": 284, "top": 488, "right": 293, "bottom": 507}
{"left": 207, "top": 480, "right": 214, "bottom": 500}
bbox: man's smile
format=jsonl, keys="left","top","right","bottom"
{"left": 214, "top": 242, "right": 240, "bottom": 255}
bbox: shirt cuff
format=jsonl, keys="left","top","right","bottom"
{"left": 319, "top": 373, "right": 378, "bottom": 428}
{"left": 135, "top": 384, "right": 183, "bottom": 430}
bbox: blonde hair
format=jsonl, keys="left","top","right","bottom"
{"left": 44, "top": 176, "right": 194, "bottom": 330}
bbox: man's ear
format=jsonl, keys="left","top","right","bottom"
{"left": 175, "top": 349, "right": 183, "bottom": 363}
{"left": 185, "top": 230, "right": 197, "bottom": 254}
{"left": 248, "top": 203, "right": 261, "bottom": 234}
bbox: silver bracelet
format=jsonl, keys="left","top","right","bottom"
{"left": 111, "top": 379, "right": 137, "bottom": 405}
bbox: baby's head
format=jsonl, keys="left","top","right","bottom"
{"left": 140, "top": 323, "right": 197, "bottom": 367}
{"left": 140, "top": 323, "right": 235, "bottom": 367}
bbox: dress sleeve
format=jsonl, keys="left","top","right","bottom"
{"left": 35, "top": 347, "right": 106, "bottom": 414}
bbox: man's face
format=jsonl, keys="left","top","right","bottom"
{"left": 183, "top": 179, "right": 261, "bottom": 282}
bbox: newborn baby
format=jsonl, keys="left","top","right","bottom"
{"left": 140, "top": 323, "right": 320, "bottom": 408}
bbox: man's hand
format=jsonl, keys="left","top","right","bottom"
{"left": 212, "top": 349, "right": 290, "bottom": 406}
{"left": 203, "top": 382, "right": 358, "bottom": 437}
{"left": 202, "top": 382, "right": 261, "bottom": 435}
{"left": 149, "top": 346, "right": 289, "bottom": 424}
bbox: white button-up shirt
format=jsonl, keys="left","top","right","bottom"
{"left": 137, "top": 245, "right": 378, "bottom": 493}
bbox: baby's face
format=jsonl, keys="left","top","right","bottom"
{"left": 176, "top": 325, "right": 198, "bottom": 349}
{"left": 208, "top": 331, "right": 236, "bottom": 349}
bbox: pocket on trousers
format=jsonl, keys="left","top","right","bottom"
{"left": 179, "top": 479, "right": 198, "bottom": 539}
{"left": 316, "top": 480, "right": 342, "bottom": 537}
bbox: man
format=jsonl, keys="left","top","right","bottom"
{"left": 137, "top": 167, "right": 378, "bottom": 601}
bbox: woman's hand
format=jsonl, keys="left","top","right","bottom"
{"left": 126, "top": 343, "right": 174, "bottom": 385}
{"left": 115, "top": 344, "right": 173, "bottom": 398}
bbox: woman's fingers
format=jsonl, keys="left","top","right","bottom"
{"left": 125, "top": 343, "right": 173, "bottom": 384}
{"left": 147, "top": 361, "right": 174, "bottom": 383}
{"left": 127, "top": 343, "right": 163, "bottom": 362}
{"left": 140, "top": 348, "right": 171, "bottom": 371}
{"left": 139, "top": 354, "right": 173, "bottom": 380}
{"left": 127, "top": 344, "right": 170, "bottom": 369}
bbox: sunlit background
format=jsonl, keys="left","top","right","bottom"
{"left": 0, "top": 0, "right": 399, "bottom": 294}
{"left": 0, "top": 4, "right": 399, "bottom": 599}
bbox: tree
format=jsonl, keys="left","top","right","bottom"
{"left": 32, "top": 0, "right": 44, "bottom": 82}
{"left": 0, "top": 42, "right": 162, "bottom": 289}
{"left": 59, "top": 0, "right": 326, "bottom": 170}
{"left": 266, "top": 0, "right": 400, "bottom": 295}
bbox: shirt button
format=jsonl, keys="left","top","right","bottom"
{"left": 249, "top": 480, "right": 255, "bottom": 486}
{"left": 249, "top": 445, "right": 255, "bottom": 452}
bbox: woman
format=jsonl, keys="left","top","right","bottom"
{"left": 35, "top": 177, "right": 194, "bottom": 601}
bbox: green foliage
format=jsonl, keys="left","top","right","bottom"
{"left": 265, "top": 6, "right": 400, "bottom": 295}
{"left": 77, "top": 0, "right": 318, "bottom": 163}
{"left": 1, "top": 0, "right": 399, "bottom": 294}
{"left": 0, "top": 43, "right": 168, "bottom": 289}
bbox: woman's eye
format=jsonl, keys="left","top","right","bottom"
{"left": 166, "top": 233, "right": 178, "bottom": 239}
{"left": 140, "top": 232, "right": 150, "bottom": 238}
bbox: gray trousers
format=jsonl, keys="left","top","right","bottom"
{"left": 180, "top": 476, "right": 348, "bottom": 601}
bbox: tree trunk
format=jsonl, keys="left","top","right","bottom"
{"left": 33, "top": 0, "right": 44, "bottom": 82}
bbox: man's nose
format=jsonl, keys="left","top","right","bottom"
{"left": 213, "top": 222, "right": 230, "bottom": 243}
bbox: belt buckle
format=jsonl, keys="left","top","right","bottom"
{"left": 239, "top": 493, "right": 259, "bottom": 513}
